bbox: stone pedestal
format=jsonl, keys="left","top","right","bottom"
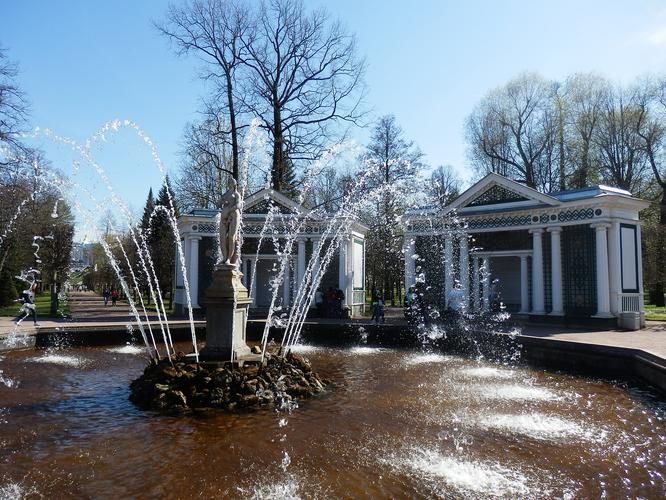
{"left": 199, "top": 264, "right": 252, "bottom": 361}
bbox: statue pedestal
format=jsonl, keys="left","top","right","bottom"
{"left": 199, "top": 264, "right": 252, "bottom": 361}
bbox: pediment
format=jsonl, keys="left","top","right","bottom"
{"left": 450, "top": 173, "right": 559, "bottom": 211}
{"left": 243, "top": 188, "right": 308, "bottom": 216}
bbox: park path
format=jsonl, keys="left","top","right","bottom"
{"left": 67, "top": 291, "right": 132, "bottom": 321}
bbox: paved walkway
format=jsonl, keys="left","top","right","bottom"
{"left": 0, "top": 291, "right": 198, "bottom": 340}
{"left": 517, "top": 321, "right": 666, "bottom": 359}
{"left": 1, "top": 294, "right": 665, "bottom": 361}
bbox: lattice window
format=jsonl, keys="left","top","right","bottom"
{"left": 467, "top": 185, "right": 529, "bottom": 207}
{"left": 562, "top": 225, "right": 596, "bottom": 316}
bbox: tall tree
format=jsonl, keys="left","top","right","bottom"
{"left": 635, "top": 77, "right": 666, "bottom": 305}
{"left": 0, "top": 47, "right": 29, "bottom": 163}
{"left": 563, "top": 74, "right": 608, "bottom": 188}
{"left": 241, "top": 0, "right": 366, "bottom": 191}
{"left": 151, "top": 178, "right": 178, "bottom": 306}
{"left": 466, "top": 73, "right": 559, "bottom": 191}
{"left": 175, "top": 111, "right": 232, "bottom": 211}
{"left": 158, "top": 0, "right": 250, "bottom": 181}
{"left": 427, "top": 165, "right": 462, "bottom": 209}
{"left": 363, "top": 115, "right": 424, "bottom": 303}
{"left": 594, "top": 85, "right": 648, "bottom": 192}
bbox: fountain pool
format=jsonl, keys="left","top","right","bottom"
{"left": 1, "top": 342, "right": 664, "bottom": 498}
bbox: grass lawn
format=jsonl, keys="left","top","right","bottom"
{"left": 645, "top": 304, "right": 666, "bottom": 321}
{"left": 0, "top": 293, "right": 69, "bottom": 319}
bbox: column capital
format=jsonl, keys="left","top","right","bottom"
{"left": 591, "top": 222, "right": 611, "bottom": 231}
{"left": 546, "top": 226, "right": 563, "bottom": 233}
{"left": 190, "top": 235, "right": 202, "bottom": 241}
{"left": 528, "top": 228, "right": 545, "bottom": 235}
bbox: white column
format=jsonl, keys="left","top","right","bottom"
{"left": 472, "top": 256, "right": 480, "bottom": 311}
{"left": 283, "top": 257, "right": 291, "bottom": 307}
{"left": 297, "top": 238, "right": 306, "bottom": 286}
{"left": 548, "top": 227, "right": 564, "bottom": 315}
{"left": 520, "top": 255, "right": 529, "bottom": 313}
{"left": 482, "top": 257, "right": 491, "bottom": 311}
{"left": 346, "top": 237, "right": 354, "bottom": 307}
{"left": 189, "top": 236, "right": 201, "bottom": 308}
{"left": 444, "top": 234, "right": 453, "bottom": 306}
{"left": 592, "top": 223, "right": 612, "bottom": 317}
{"left": 529, "top": 229, "right": 545, "bottom": 314}
{"left": 310, "top": 238, "right": 321, "bottom": 308}
{"left": 607, "top": 222, "right": 621, "bottom": 315}
{"left": 459, "top": 235, "right": 469, "bottom": 309}
{"left": 403, "top": 236, "right": 416, "bottom": 288}
{"left": 338, "top": 237, "right": 348, "bottom": 301}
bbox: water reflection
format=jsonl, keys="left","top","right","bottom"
{"left": 0, "top": 343, "right": 664, "bottom": 497}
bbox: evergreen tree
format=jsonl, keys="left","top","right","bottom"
{"left": 151, "top": 178, "right": 178, "bottom": 307}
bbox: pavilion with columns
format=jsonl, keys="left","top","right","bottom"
{"left": 173, "top": 188, "right": 368, "bottom": 317}
{"left": 403, "top": 173, "right": 650, "bottom": 329}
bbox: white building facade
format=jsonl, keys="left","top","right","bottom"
{"left": 174, "top": 188, "right": 368, "bottom": 317}
{"left": 404, "top": 173, "right": 650, "bottom": 329}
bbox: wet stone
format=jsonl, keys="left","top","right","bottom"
{"left": 129, "top": 351, "right": 328, "bottom": 414}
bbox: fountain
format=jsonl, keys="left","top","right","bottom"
{"left": 1, "top": 124, "right": 665, "bottom": 497}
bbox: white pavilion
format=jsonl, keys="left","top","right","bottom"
{"left": 403, "top": 173, "right": 650, "bottom": 329}
{"left": 174, "top": 188, "right": 368, "bottom": 317}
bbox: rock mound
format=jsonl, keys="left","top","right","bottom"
{"left": 129, "top": 350, "right": 328, "bottom": 414}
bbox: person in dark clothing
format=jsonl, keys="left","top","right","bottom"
{"left": 14, "top": 284, "right": 38, "bottom": 326}
{"left": 102, "top": 287, "right": 110, "bottom": 306}
{"left": 335, "top": 288, "right": 345, "bottom": 318}
{"left": 111, "top": 289, "right": 119, "bottom": 306}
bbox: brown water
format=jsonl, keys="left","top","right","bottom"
{"left": 1, "top": 343, "right": 664, "bottom": 498}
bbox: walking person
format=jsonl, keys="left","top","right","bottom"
{"left": 371, "top": 295, "right": 385, "bottom": 324}
{"left": 111, "top": 288, "right": 119, "bottom": 306}
{"left": 14, "top": 283, "right": 39, "bottom": 326}
{"left": 102, "top": 287, "right": 110, "bottom": 306}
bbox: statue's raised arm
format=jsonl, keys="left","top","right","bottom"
{"left": 218, "top": 178, "right": 241, "bottom": 267}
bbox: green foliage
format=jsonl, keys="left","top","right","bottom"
{"left": 0, "top": 269, "right": 18, "bottom": 306}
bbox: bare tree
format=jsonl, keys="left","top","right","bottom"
{"left": 157, "top": 0, "right": 250, "bottom": 181}
{"left": 563, "top": 74, "right": 608, "bottom": 188}
{"left": 241, "top": 0, "right": 366, "bottom": 191}
{"left": 0, "top": 46, "right": 31, "bottom": 176}
{"left": 174, "top": 109, "right": 232, "bottom": 211}
{"left": 427, "top": 165, "right": 462, "bottom": 208}
{"left": 466, "top": 73, "right": 558, "bottom": 191}
{"left": 594, "top": 85, "right": 648, "bottom": 193}
{"left": 634, "top": 76, "right": 666, "bottom": 305}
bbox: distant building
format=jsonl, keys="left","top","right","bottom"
{"left": 404, "top": 173, "right": 650, "bottom": 329}
{"left": 174, "top": 188, "right": 368, "bottom": 317}
{"left": 71, "top": 242, "right": 94, "bottom": 270}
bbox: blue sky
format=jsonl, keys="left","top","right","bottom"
{"left": 2, "top": 0, "right": 666, "bottom": 237}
